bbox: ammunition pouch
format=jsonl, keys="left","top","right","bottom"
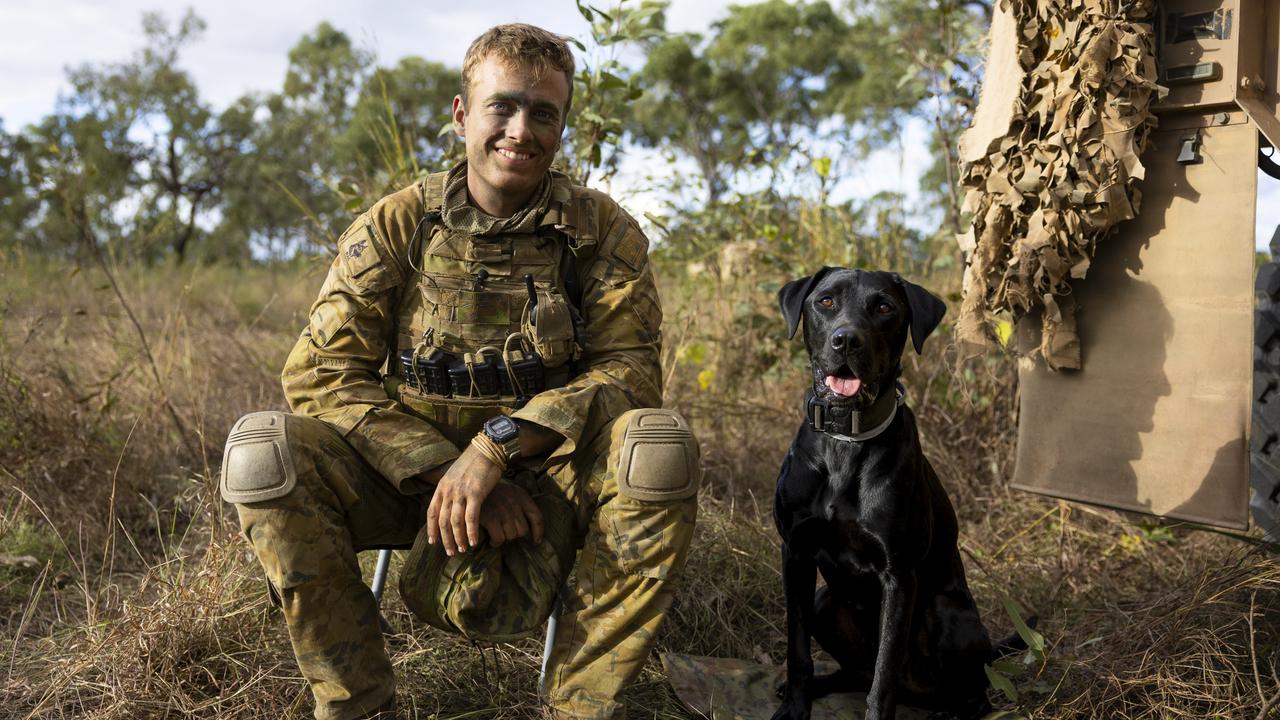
{"left": 612, "top": 409, "right": 702, "bottom": 503}
{"left": 398, "top": 346, "right": 571, "bottom": 406}
{"left": 220, "top": 411, "right": 297, "bottom": 504}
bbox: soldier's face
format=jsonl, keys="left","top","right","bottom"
{"left": 452, "top": 56, "right": 568, "bottom": 217}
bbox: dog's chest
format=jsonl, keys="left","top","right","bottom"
{"left": 806, "top": 479, "right": 889, "bottom": 573}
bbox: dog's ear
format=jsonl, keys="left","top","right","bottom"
{"left": 893, "top": 275, "right": 947, "bottom": 354}
{"left": 778, "top": 267, "right": 835, "bottom": 339}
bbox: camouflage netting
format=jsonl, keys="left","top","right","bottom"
{"left": 956, "top": 0, "right": 1161, "bottom": 370}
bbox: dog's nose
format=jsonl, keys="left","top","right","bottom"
{"left": 830, "top": 327, "right": 861, "bottom": 351}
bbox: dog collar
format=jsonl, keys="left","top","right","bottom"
{"left": 806, "top": 382, "right": 904, "bottom": 442}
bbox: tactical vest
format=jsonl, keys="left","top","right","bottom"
{"left": 384, "top": 171, "right": 596, "bottom": 447}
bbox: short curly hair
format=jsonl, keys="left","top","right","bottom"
{"left": 461, "top": 23, "right": 576, "bottom": 116}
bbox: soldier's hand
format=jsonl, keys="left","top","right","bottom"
{"left": 426, "top": 445, "right": 502, "bottom": 555}
{"left": 478, "top": 482, "right": 544, "bottom": 548}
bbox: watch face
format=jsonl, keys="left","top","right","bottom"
{"left": 485, "top": 415, "right": 519, "bottom": 443}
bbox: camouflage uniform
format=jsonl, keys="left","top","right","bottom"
{"left": 222, "top": 163, "right": 699, "bottom": 720}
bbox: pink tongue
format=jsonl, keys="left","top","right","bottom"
{"left": 824, "top": 376, "right": 862, "bottom": 397}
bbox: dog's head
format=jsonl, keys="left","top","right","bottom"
{"left": 778, "top": 267, "right": 946, "bottom": 408}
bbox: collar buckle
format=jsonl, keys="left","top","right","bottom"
{"left": 806, "top": 382, "right": 905, "bottom": 443}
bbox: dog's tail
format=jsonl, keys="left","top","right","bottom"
{"left": 990, "top": 615, "right": 1039, "bottom": 659}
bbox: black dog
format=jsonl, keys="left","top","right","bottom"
{"left": 772, "top": 267, "right": 1002, "bottom": 720}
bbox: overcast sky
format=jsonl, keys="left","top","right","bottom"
{"left": 1, "top": 1, "right": 1274, "bottom": 249}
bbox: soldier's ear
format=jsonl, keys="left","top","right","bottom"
{"left": 452, "top": 95, "right": 466, "bottom": 137}
{"left": 892, "top": 274, "right": 947, "bottom": 354}
{"left": 778, "top": 267, "right": 835, "bottom": 340}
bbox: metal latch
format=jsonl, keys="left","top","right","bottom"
{"left": 1177, "top": 131, "right": 1202, "bottom": 165}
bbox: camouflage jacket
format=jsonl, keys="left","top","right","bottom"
{"left": 281, "top": 167, "right": 664, "bottom": 492}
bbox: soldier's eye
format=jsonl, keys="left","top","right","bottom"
{"left": 818, "top": 297, "right": 834, "bottom": 308}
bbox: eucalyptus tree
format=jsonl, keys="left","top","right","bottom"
{"left": 47, "top": 10, "right": 246, "bottom": 261}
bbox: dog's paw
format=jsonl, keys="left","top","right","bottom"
{"left": 769, "top": 700, "right": 811, "bottom": 720}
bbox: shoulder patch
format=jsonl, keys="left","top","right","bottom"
{"left": 612, "top": 225, "right": 648, "bottom": 272}
{"left": 341, "top": 223, "right": 382, "bottom": 278}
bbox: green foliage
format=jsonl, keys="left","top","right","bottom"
{"left": 63, "top": 10, "right": 241, "bottom": 261}
{"left": 0, "top": 521, "right": 65, "bottom": 576}
{"left": 848, "top": 0, "right": 987, "bottom": 231}
{"left": 626, "top": 0, "right": 984, "bottom": 213}
{"left": 651, "top": 185, "right": 946, "bottom": 287}
{"left": 562, "top": 0, "right": 669, "bottom": 185}
{"left": 630, "top": 0, "right": 864, "bottom": 202}
{"left": 983, "top": 597, "right": 1048, "bottom": 705}
{"left": 0, "top": 121, "right": 38, "bottom": 244}
{"left": 340, "top": 57, "right": 459, "bottom": 182}
{"left": 985, "top": 662, "right": 1019, "bottom": 701}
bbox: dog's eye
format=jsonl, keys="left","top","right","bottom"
{"left": 818, "top": 296, "right": 834, "bottom": 308}
{"left": 876, "top": 302, "right": 893, "bottom": 315}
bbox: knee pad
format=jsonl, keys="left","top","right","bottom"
{"left": 220, "top": 411, "right": 297, "bottom": 504}
{"left": 612, "top": 409, "right": 701, "bottom": 502}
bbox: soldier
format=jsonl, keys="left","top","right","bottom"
{"left": 218, "top": 23, "right": 701, "bottom": 720}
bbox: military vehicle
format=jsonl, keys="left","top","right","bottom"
{"left": 960, "top": 0, "right": 1280, "bottom": 541}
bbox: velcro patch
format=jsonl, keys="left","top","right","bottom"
{"left": 342, "top": 224, "right": 382, "bottom": 277}
{"left": 612, "top": 228, "right": 647, "bottom": 272}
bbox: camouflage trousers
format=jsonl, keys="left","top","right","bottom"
{"left": 233, "top": 413, "right": 697, "bottom": 720}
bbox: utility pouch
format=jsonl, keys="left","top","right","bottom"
{"left": 521, "top": 289, "right": 577, "bottom": 369}
{"left": 393, "top": 387, "right": 511, "bottom": 448}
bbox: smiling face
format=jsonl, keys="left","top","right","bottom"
{"left": 452, "top": 55, "right": 569, "bottom": 218}
{"left": 802, "top": 270, "right": 913, "bottom": 408}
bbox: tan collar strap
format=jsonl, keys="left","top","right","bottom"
{"left": 806, "top": 382, "right": 904, "bottom": 442}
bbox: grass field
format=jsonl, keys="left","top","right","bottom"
{"left": 0, "top": 252, "right": 1276, "bottom": 719}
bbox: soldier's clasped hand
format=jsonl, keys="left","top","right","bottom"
{"left": 427, "top": 446, "right": 503, "bottom": 555}
{"left": 477, "top": 481, "right": 544, "bottom": 548}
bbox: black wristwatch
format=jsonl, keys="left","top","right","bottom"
{"left": 482, "top": 415, "right": 522, "bottom": 462}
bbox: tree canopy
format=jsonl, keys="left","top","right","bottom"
{"left": 0, "top": 1, "right": 986, "bottom": 265}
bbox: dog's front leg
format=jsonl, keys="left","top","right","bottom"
{"left": 866, "top": 571, "right": 915, "bottom": 720}
{"left": 772, "top": 540, "right": 818, "bottom": 720}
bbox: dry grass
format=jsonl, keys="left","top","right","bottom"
{"left": 0, "top": 251, "right": 1276, "bottom": 719}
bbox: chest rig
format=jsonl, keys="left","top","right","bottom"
{"left": 388, "top": 172, "right": 594, "bottom": 428}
